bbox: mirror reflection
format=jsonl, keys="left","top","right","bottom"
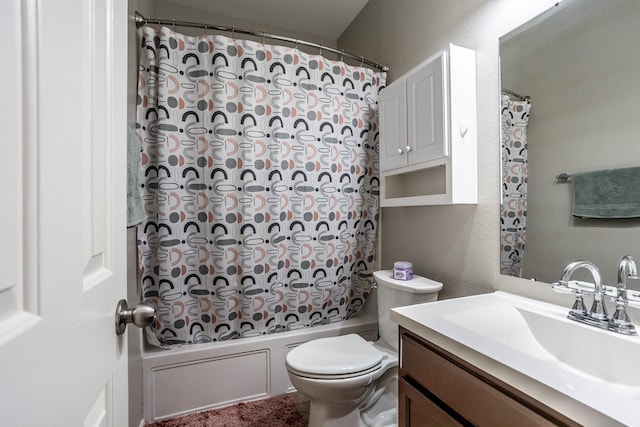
{"left": 499, "top": 0, "right": 640, "bottom": 285}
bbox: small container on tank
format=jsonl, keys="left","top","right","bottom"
{"left": 392, "top": 261, "right": 414, "bottom": 281}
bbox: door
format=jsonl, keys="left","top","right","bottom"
{"left": 407, "top": 51, "right": 447, "bottom": 164}
{"left": 379, "top": 78, "right": 408, "bottom": 172}
{"left": 0, "top": 0, "right": 128, "bottom": 425}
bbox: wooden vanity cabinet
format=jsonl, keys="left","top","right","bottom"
{"left": 398, "top": 328, "right": 581, "bottom": 427}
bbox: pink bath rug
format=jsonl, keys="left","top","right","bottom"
{"left": 146, "top": 394, "right": 306, "bottom": 427}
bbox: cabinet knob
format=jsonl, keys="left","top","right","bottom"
{"left": 397, "top": 148, "right": 404, "bottom": 155}
{"left": 405, "top": 145, "right": 412, "bottom": 152}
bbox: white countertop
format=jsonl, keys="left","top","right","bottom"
{"left": 392, "top": 291, "right": 639, "bottom": 427}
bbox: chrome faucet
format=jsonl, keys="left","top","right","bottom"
{"left": 556, "top": 260, "right": 608, "bottom": 322}
{"left": 610, "top": 255, "right": 639, "bottom": 335}
{"left": 553, "top": 258, "right": 639, "bottom": 335}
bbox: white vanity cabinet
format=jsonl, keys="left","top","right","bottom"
{"left": 379, "top": 44, "right": 477, "bottom": 206}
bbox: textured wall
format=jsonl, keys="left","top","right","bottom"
{"left": 338, "top": 0, "right": 578, "bottom": 303}
{"left": 155, "top": 0, "right": 337, "bottom": 50}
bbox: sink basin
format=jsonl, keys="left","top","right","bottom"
{"left": 443, "top": 300, "right": 640, "bottom": 387}
{"left": 391, "top": 291, "right": 640, "bottom": 426}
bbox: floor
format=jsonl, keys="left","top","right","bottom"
{"left": 146, "top": 393, "right": 310, "bottom": 427}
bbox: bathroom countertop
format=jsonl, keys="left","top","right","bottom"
{"left": 391, "top": 297, "right": 626, "bottom": 427}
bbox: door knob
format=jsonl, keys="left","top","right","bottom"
{"left": 115, "top": 299, "right": 156, "bottom": 335}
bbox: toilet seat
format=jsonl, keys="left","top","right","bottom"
{"left": 287, "top": 362, "right": 383, "bottom": 380}
{"left": 287, "top": 334, "right": 385, "bottom": 380}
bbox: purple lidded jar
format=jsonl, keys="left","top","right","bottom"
{"left": 393, "top": 261, "right": 414, "bottom": 281}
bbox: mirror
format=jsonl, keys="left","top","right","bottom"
{"left": 499, "top": 0, "right": 640, "bottom": 285}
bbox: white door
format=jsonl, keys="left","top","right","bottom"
{"left": 379, "top": 78, "right": 408, "bottom": 172}
{"left": 0, "top": 0, "right": 129, "bottom": 426}
{"left": 407, "top": 51, "right": 447, "bottom": 163}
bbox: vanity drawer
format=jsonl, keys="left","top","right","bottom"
{"left": 400, "top": 331, "right": 563, "bottom": 426}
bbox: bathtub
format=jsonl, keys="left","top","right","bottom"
{"left": 142, "top": 293, "right": 379, "bottom": 423}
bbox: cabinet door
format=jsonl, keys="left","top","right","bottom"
{"left": 401, "top": 331, "right": 563, "bottom": 427}
{"left": 399, "top": 378, "right": 463, "bottom": 427}
{"left": 379, "top": 78, "right": 408, "bottom": 171}
{"left": 407, "top": 52, "right": 447, "bottom": 164}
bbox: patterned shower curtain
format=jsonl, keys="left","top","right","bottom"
{"left": 500, "top": 96, "right": 531, "bottom": 276}
{"left": 136, "top": 26, "right": 385, "bottom": 345}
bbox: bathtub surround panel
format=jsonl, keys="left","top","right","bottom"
{"left": 142, "top": 312, "right": 377, "bottom": 422}
{"left": 150, "top": 350, "right": 269, "bottom": 419}
{"left": 136, "top": 26, "right": 385, "bottom": 345}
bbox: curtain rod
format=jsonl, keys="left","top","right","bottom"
{"left": 501, "top": 88, "right": 531, "bottom": 102}
{"left": 134, "top": 11, "right": 389, "bottom": 73}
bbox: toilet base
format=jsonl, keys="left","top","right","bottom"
{"left": 303, "top": 367, "right": 398, "bottom": 427}
{"left": 361, "top": 368, "right": 397, "bottom": 427}
{"left": 308, "top": 400, "right": 363, "bottom": 427}
{"left": 307, "top": 401, "right": 397, "bottom": 427}
{"left": 371, "top": 408, "right": 398, "bottom": 427}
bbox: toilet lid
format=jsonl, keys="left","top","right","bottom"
{"left": 286, "top": 334, "right": 383, "bottom": 377}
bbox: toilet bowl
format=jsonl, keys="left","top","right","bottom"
{"left": 286, "top": 270, "right": 442, "bottom": 427}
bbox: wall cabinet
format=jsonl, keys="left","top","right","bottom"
{"left": 398, "top": 328, "right": 581, "bottom": 427}
{"left": 379, "top": 44, "right": 477, "bottom": 206}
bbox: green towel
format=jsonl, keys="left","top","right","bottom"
{"left": 127, "top": 128, "right": 147, "bottom": 227}
{"left": 572, "top": 166, "right": 640, "bottom": 219}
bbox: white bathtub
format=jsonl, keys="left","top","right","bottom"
{"left": 142, "top": 296, "right": 379, "bottom": 423}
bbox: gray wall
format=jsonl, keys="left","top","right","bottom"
{"left": 338, "top": 0, "right": 577, "bottom": 304}
{"left": 155, "top": 1, "right": 337, "bottom": 50}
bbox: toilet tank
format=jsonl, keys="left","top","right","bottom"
{"left": 373, "top": 270, "right": 443, "bottom": 351}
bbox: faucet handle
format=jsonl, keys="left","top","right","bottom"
{"left": 608, "top": 295, "right": 638, "bottom": 335}
{"left": 552, "top": 281, "right": 571, "bottom": 293}
{"left": 552, "top": 282, "right": 587, "bottom": 317}
{"left": 552, "top": 281, "right": 583, "bottom": 295}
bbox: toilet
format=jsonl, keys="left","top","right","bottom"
{"left": 286, "top": 270, "right": 443, "bottom": 427}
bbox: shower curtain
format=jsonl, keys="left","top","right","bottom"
{"left": 500, "top": 96, "right": 531, "bottom": 276}
{"left": 136, "top": 26, "right": 385, "bottom": 345}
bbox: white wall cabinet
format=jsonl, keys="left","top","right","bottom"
{"left": 379, "top": 44, "right": 477, "bottom": 206}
